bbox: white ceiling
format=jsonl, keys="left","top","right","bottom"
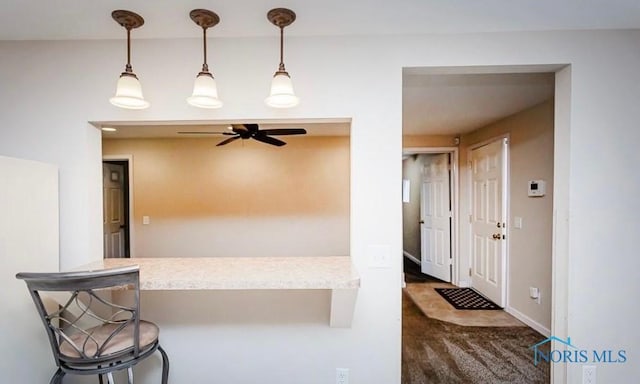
{"left": 1, "top": 0, "right": 639, "bottom": 40}
{"left": 403, "top": 72, "right": 555, "bottom": 135}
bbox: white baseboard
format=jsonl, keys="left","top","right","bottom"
{"left": 403, "top": 251, "right": 420, "bottom": 265}
{"left": 506, "top": 306, "right": 551, "bottom": 337}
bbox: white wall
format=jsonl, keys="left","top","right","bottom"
{"left": 1, "top": 29, "right": 640, "bottom": 383}
{"left": 0, "top": 156, "right": 59, "bottom": 382}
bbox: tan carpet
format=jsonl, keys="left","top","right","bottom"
{"left": 405, "top": 282, "right": 526, "bottom": 327}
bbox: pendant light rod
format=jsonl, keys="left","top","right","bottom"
{"left": 267, "top": 8, "right": 296, "bottom": 73}
{"left": 189, "top": 9, "right": 220, "bottom": 74}
{"left": 126, "top": 28, "right": 132, "bottom": 72}
{"left": 279, "top": 26, "right": 285, "bottom": 71}
{"left": 202, "top": 27, "right": 208, "bottom": 72}
{"left": 111, "top": 10, "right": 144, "bottom": 74}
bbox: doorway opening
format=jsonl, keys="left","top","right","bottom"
{"left": 401, "top": 65, "right": 567, "bottom": 384}
{"left": 102, "top": 157, "right": 132, "bottom": 258}
{"left": 402, "top": 147, "right": 459, "bottom": 285}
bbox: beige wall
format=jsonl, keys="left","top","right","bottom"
{"left": 103, "top": 136, "right": 350, "bottom": 258}
{"left": 460, "top": 99, "right": 554, "bottom": 332}
{"left": 404, "top": 134, "right": 458, "bottom": 148}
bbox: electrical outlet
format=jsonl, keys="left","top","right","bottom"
{"left": 583, "top": 365, "right": 596, "bottom": 384}
{"left": 529, "top": 287, "right": 541, "bottom": 304}
{"left": 336, "top": 368, "right": 349, "bottom": 384}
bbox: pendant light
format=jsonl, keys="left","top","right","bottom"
{"left": 187, "top": 9, "right": 223, "bottom": 108}
{"left": 265, "top": 8, "right": 299, "bottom": 108}
{"left": 109, "top": 10, "right": 149, "bottom": 109}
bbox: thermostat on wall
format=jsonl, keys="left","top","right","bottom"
{"left": 528, "top": 180, "right": 546, "bottom": 197}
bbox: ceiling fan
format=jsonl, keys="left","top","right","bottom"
{"left": 178, "top": 124, "right": 307, "bottom": 146}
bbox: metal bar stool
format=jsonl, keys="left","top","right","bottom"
{"left": 16, "top": 266, "right": 169, "bottom": 384}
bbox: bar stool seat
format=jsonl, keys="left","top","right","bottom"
{"left": 59, "top": 320, "right": 159, "bottom": 359}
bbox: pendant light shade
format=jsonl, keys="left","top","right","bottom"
{"left": 110, "top": 72, "right": 149, "bottom": 109}
{"left": 265, "top": 8, "right": 299, "bottom": 108}
{"left": 109, "top": 10, "right": 149, "bottom": 109}
{"left": 266, "top": 71, "right": 299, "bottom": 108}
{"left": 188, "top": 72, "right": 222, "bottom": 108}
{"left": 187, "top": 9, "right": 223, "bottom": 109}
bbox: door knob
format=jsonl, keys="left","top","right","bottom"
{"left": 419, "top": 220, "right": 424, "bottom": 224}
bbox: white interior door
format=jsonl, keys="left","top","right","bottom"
{"left": 103, "top": 163, "right": 125, "bottom": 258}
{"left": 470, "top": 139, "right": 507, "bottom": 307}
{"left": 420, "top": 153, "right": 452, "bottom": 282}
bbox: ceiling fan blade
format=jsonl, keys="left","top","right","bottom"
{"left": 216, "top": 136, "right": 241, "bottom": 146}
{"left": 178, "top": 131, "right": 235, "bottom": 135}
{"left": 259, "top": 128, "right": 307, "bottom": 136}
{"left": 253, "top": 134, "right": 286, "bottom": 146}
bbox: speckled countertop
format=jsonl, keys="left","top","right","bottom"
{"left": 78, "top": 257, "right": 360, "bottom": 291}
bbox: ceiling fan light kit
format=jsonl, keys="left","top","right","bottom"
{"left": 110, "top": 10, "right": 150, "bottom": 110}
{"left": 108, "top": 8, "right": 300, "bottom": 110}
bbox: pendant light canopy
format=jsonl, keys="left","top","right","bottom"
{"left": 187, "top": 9, "right": 223, "bottom": 109}
{"left": 265, "top": 8, "right": 299, "bottom": 108}
{"left": 109, "top": 10, "right": 149, "bottom": 110}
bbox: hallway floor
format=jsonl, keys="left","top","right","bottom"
{"left": 402, "top": 259, "right": 550, "bottom": 383}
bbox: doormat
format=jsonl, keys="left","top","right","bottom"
{"left": 434, "top": 288, "right": 501, "bottom": 310}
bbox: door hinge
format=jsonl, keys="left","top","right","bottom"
{"left": 469, "top": 214, "right": 473, "bottom": 223}
{"left": 469, "top": 268, "right": 472, "bottom": 277}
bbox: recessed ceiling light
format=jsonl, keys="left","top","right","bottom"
{"left": 102, "top": 127, "right": 117, "bottom": 132}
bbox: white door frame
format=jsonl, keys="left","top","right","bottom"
{"left": 102, "top": 155, "right": 135, "bottom": 258}
{"left": 403, "top": 147, "right": 459, "bottom": 285}
{"left": 466, "top": 135, "right": 510, "bottom": 307}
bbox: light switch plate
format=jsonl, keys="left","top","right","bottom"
{"left": 368, "top": 244, "right": 392, "bottom": 269}
{"left": 142, "top": 216, "right": 150, "bottom": 225}
{"left": 514, "top": 217, "right": 523, "bottom": 229}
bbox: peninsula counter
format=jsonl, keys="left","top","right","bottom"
{"left": 78, "top": 256, "right": 360, "bottom": 327}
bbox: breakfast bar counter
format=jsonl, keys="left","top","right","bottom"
{"left": 79, "top": 256, "right": 360, "bottom": 327}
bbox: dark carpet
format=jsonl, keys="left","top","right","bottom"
{"left": 402, "top": 257, "right": 549, "bottom": 383}
{"left": 402, "top": 290, "right": 550, "bottom": 383}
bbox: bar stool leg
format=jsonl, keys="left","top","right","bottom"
{"left": 49, "top": 369, "right": 65, "bottom": 384}
{"left": 159, "top": 346, "right": 170, "bottom": 384}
